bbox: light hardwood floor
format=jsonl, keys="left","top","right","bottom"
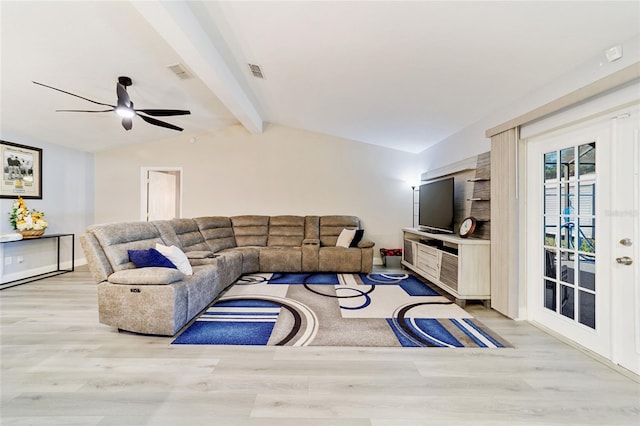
{"left": 1, "top": 266, "right": 639, "bottom": 426}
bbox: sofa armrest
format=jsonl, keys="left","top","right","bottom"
{"left": 357, "top": 240, "right": 375, "bottom": 249}
{"left": 108, "top": 267, "right": 184, "bottom": 285}
{"left": 303, "top": 238, "right": 320, "bottom": 246}
{"left": 80, "top": 233, "right": 113, "bottom": 283}
{"left": 185, "top": 250, "right": 216, "bottom": 259}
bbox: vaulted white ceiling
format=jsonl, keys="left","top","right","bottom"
{"left": 1, "top": 1, "right": 639, "bottom": 153}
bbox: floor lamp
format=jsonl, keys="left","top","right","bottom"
{"left": 411, "top": 185, "right": 416, "bottom": 228}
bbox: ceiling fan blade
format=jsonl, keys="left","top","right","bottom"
{"left": 116, "top": 82, "right": 131, "bottom": 108}
{"left": 138, "top": 113, "right": 183, "bottom": 131}
{"left": 56, "top": 109, "right": 114, "bottom": 113}
{"left": 33, "top": 81, "right": 115, "bottom": 108}
{"left": 121, "top": 117, "right": 133, "bottom": 131}
{"left": 36, "top": 78, "right": 188, "bottom": 132}
{"left": 134, "top": 109, "right": 191, "bottom": 117}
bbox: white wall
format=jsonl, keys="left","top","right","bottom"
{"left": 5, "top": 36, "right": 632, "bottom": 280}
{"left": 0, "top": 134, "right": 94, "bottom": 282}
{"left": 417, "top": 35, "right": 639, "bottom": 322}
{"left": 95, "top": 123, "right": 419, "bottom": 262}
{"left": 419, "top": 35, "right": 640, "bottom": 170}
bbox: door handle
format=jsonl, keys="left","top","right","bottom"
{"left": 616, "top": 256, "right": 633, "bottom": 266}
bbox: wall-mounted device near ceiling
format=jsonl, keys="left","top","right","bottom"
{"left": 605, "top": 44, "right": 623, "bottom": 63}
{"left": 248, "top": 63, "right": 264, "bottom": 79}
{"left": 33, "top": 76, "right": 191, "bottom": 131}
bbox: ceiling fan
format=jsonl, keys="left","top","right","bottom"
{"left": 33, "top": 76, "right": 190, "bottom": 131}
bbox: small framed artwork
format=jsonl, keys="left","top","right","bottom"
{"left": 0, "top": 140, "right": 42, "bottom": 199}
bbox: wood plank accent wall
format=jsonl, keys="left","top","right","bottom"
{"left": 421, "top": 153, "right": 491, "bottom": 240}
{"left": 490, "top": 129, "right": 519, "bottom": 318}
{"left": 469, "top": 152, "right": 491, "bottom": 239}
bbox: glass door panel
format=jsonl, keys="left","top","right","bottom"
{"left": 542, "top": 143, "right": 596, "bottom": 329}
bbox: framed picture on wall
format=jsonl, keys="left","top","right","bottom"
{"left": 0, "top": 140, "right": 42, "bottom": 199}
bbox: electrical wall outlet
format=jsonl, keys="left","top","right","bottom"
{"left": 5, "top": 257, "right": 11, "bottom": 265}
{"left": 16, "top": 256, "right": 23, "bottom": 264}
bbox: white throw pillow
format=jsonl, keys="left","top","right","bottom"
{"left": 156, "top": 244, "right": 193, "bottom": 275}
{"left": 336, "top": 228, "right": 356, "bottom": 248}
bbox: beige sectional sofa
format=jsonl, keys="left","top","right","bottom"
{"left": 80, "top": 215, "right": 374, "bottom": 336}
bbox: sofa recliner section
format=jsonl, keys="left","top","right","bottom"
{"left": 318, "top": 216, "right": 374, "bottom": 272}
{"left": 80, "top": 215, "right": 374, "bottom": 336}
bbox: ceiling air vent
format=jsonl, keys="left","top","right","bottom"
{"left": 248, "top": 63, "right": 264, "bottom": 79}
{"left": 167, "top": 63, "right": 193, "bottom": 80}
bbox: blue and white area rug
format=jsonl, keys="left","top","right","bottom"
{"left": 172, "top": 273, "right": 510, "bottom": 348}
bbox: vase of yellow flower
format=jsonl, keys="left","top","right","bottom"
{"left": 9, "top": 197, "right": 47, "bottom": 238}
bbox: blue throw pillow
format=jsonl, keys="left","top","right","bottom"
{"left": 128, "top": 248, "right": 177, "bottom": 269}
{"left": 350, "top": 229, "right": 364, "bottom": 247}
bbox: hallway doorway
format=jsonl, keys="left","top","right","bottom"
{"left": 140, "top": 167, "right": 182, "bottom": 221}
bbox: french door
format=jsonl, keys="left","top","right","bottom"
{"left": 526, "top": 106, "right": 639, "bottom": 375}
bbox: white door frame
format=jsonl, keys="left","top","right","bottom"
{"left": 521, "top": 102, "right": 639, "bottom": 375}
{"left": 140, "top": 167, "right": 183, "bottom": 221}
{"left": 609, "top": 108, "right": 640, "bottom": 374}
{"left": 525, "top": 117, "right": 611, "bottom": 358}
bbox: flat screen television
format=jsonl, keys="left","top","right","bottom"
{"left": 418, "top": 177, "right": 454, "bottom": 233}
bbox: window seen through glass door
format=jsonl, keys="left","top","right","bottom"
{"left": 543, "top": 142, "right": 596, "bottom": 329}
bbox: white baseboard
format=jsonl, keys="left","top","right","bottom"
{"left": 0, "top": 259, "right": 80, "bottom": 284}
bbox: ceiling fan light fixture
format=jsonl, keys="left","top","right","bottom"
{"left": 33, "top": 79, "right": 188, "bottom": 132}
{"left": 115, "top": 106, "right": 135, "bottom": 119}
